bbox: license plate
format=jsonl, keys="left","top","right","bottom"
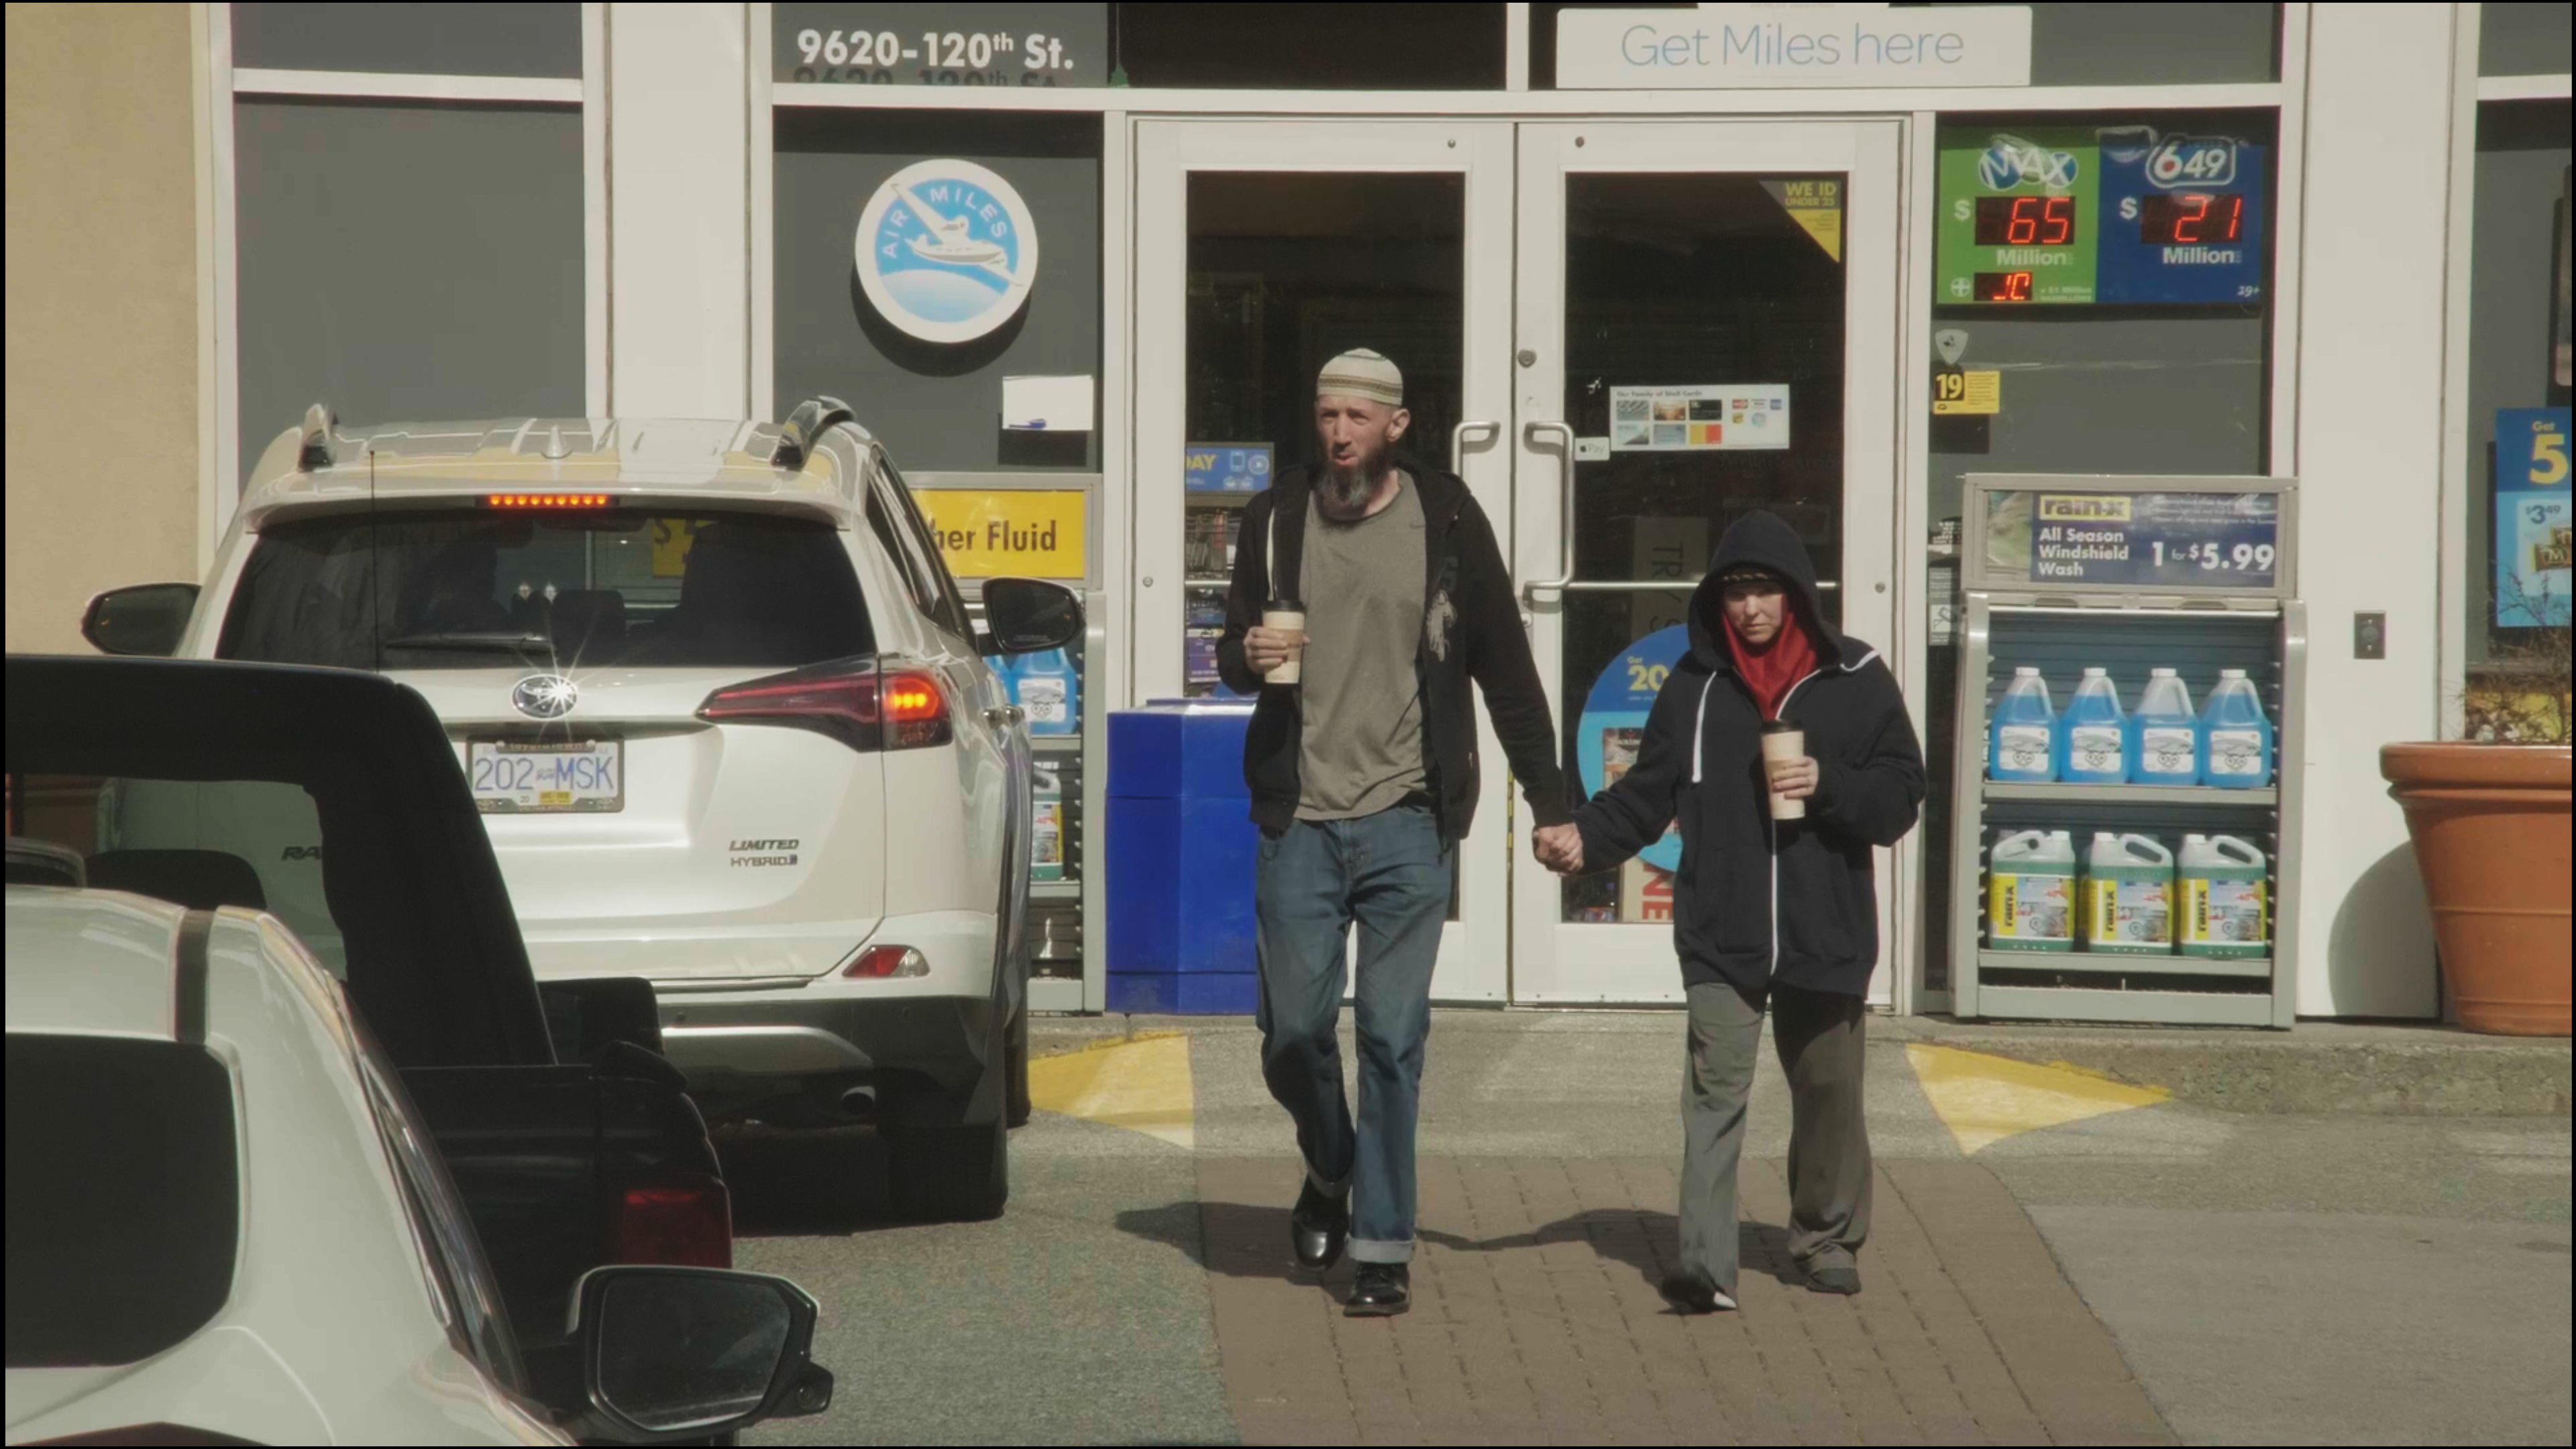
{"left": 470, "top": 739, "right": 623, "bottom": 814}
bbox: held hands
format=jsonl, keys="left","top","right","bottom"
{"left": 1531, "top": 823, "right": 1585, "bottom": 876}
{"left": 1767, "top": 756, "right": 1822, "bottom": 802}
{"left": 1244, "top": 625, "right": 1301, "bottom": 677}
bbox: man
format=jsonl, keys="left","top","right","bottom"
{"left": 1538, "top": 511, "right": 1923, "bottom": 1311}
{"left": 1219, "top": 348, "right": 1580, "bottom": 1317}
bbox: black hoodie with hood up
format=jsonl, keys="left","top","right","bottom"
{"left": 1570, "top": 512, "right": 1926, "bottom": 998}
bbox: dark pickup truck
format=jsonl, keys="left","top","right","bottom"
{"left": 5, "top": 655, "right": 792, "bottom": 1434}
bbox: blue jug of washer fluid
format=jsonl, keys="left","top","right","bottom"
{"left": 2198, "top": 669, "right": 2273, "bottom": 788}
{"left": 2128, "top": 668, "right": 2200, "bottom": 787}
{"left": 1011, "top": 649, "right": 1079, "bottom": 736}
{"left": 2056, "top": 667, "right": 2129, "bottom": 785}
{"left": 1988, "top": 667, "right": 2057, "bottom": 783}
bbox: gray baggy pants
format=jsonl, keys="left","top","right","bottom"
{"left": 1680, "top": 980, "right": 1872, "bottom": 1295}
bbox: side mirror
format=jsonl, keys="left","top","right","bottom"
{"left": 82, "top": 583, "right": 199, "bottom": 657}
{"left": 981, "top": 577, "right": 1083, "bottom": 655}
{"left": 562, "top": 1266, "right": 832, "bottom": 1442}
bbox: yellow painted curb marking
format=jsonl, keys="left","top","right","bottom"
{"left": 1027, "top": 1033, "right": 1195, "bottom": 1149}
{"left": 1906, "top": 1043, "right": 2169, "bottom": 1155}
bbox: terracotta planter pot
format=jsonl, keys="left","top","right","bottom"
{"left": 2379, "top": 743, "right": 2572, "bottom": 1036}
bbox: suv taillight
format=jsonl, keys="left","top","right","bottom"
{"left": 696, "top": 658, "right": 951, "bottom": 751}
{"left": 610, "top": 1179, "right": 733, "bottom": 1269}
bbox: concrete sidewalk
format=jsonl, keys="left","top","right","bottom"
{"left": 1034, "top": 1010, "right": 2573, "bottom": 1117}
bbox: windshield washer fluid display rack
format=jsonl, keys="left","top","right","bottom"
{"left": 1947, "top": 474, "right": 2305, "bottom": 1028}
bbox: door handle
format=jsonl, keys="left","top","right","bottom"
{"left": 1520, "top": 420, "right": 1576, "bottom": 606}
{"left": 985, "top": 704, "right": 1025, "bottom": 728}
{"left": 1450, "top": 419, "right": 1499, "bottom": 476}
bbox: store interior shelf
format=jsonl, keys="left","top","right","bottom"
{"left": 1976, "top": 951, "right": 2273, "bottom": 979}
{"left": 1031, "top": 735, "right": 1085, "bottom": 753}
{"left": 1980, "top": 781, "right": 2277, "bottom": 806}
{"left": 1029, "top": 880, "right": 1083, "bottom": 902}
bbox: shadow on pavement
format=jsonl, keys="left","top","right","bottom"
{"left": 1118, "top": 1200, "right": 1807, "bottom": 1289}
{"left": 712, "top": 1123, "right": 904, "bottom": 1236}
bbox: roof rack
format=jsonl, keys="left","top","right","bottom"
{"left": 297, "top": 403, "right": 335, "bottom": 471}
{"left": 771, "top": 396, "right": 855, "bottom": 472}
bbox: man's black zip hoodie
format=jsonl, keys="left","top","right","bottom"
{"left": 1570, "top": 511, "right": 1925, "bottom": 998}
{"left": 1217, "top": 459, "right": 1570, "bottom": 843}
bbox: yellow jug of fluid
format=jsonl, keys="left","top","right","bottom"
{"left": 1988, "top": 829, "right": 2078, "bottom": 953}
{"left": 2178, "top": 834, "right": 2267, "bottom": 959}
{"left": 2082, "top": 832, "right": 2174, "bottom": 955}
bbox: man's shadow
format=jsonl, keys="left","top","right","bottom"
{"left": 1114, "top": 1202, "right": 1806, "bottom": 1292}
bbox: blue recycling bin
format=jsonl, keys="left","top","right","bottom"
{"left": 1106, "top": 700, "right": 1260, "bottom": 1014}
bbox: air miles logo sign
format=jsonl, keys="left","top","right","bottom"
{"left": 854, "top": 159, "right": 1040, "bottom": 345}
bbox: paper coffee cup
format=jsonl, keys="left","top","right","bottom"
{"left": 1261, "top": 600, "right": 1307, "bottom": 686}
{"left": 1761, "top": 721, "right": 1806, "bottom": 820}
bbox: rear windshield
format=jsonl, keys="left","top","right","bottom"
{"left": 7, "top": 1034, "right": 240, "bottom": 1366}
{"left": 218, "top": 510, "right": 873, "bottom": 672}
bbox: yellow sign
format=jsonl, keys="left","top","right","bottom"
{"left": 1933, "top": 368, "right": 2002, "bottom": 416}
{"left": 914, "top": 489, "right": 1087, "bottom": 580}
{"left": 651, "top": 519, "right": 700, "bottom": 577}
{"left": 1762, "top": 178, "right": 1843, "bottom": 262}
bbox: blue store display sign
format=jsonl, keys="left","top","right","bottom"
{"left": 1984, "top": 490, "right": 2281, "bottom": 588}
{"left": 2495, "top": 407, "right": 2573, "bottom": 628}
{"left": 1185, "top": 443, "right": 1273, "bottom": 494}
{"left": 2094, "top": 129, "right": 2266, "bottom": 305}
{"left": 1578, "top": 625, "right": 1692, "bottom": 873}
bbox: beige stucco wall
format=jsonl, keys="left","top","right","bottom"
{"left": 5, "top": 3, "right": 202, "bottom": 653}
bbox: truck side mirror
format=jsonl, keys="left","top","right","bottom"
{"left": 563, "top": 1266, "right": 833, "bottom": 1441}
{"left": 981, "top": 577, "right": 1082, "bottom": 655}
{"left": 82, "top": 584, "right": 199, "bottom": 657}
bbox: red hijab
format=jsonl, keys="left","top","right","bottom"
{"left": 1723, "top": 588, "right": 1819, "bottom": 720}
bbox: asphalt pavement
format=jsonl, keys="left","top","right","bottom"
{"left": 722, "top": 1011, "right": 2571, "bottom": 1446}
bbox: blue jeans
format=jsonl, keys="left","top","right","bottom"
{"left": 1253, "top": 804, "right": 1452, "bottom": 1265}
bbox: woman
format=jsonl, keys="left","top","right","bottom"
{"left": 1538, "top": 511, "right": 1925, "bottom": 1310}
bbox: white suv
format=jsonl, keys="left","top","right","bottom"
{"left": 86, "top": 398, "right": 1081, "bottom": 1221}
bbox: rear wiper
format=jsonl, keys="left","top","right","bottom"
{"left": 380, "top": 632, "right": 550, "bottom": 655}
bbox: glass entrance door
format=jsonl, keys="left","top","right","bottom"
{"left": 1133, "top": 119, "right": 1902, "bottom": 1007}
{"left": 1507, "top": 122, "right": 1904, "bottom": 1005}
{"left": 1132, "top": 121, "right": 1518, "bottom": 1002}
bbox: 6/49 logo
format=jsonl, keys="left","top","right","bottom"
{"left": 2145, "top": 136, "right": 2237, "bottom": 189}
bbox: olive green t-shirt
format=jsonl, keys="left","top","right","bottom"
{"left": 1293, "top": 475, "right": 1428, "bottom": 820}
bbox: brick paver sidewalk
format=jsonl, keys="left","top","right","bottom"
{"left": 1199, "top": 1156, "right": 2172, "bottom": 1446}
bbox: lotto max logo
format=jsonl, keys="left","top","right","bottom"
{"left": 2143, "top": 136, "right": 2238, "bottom": 189}
{"left": 1976, "top": 135, "right": 2078, "bottom": 191}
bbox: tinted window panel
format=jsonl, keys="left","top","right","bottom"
{"left": 232, "top": 3, "right": 582, "bottom": 79}
{"left": 6, "top": 1036, "right": 240, "bottom": 1367}
{"left": 218, "top": 511, "right": 875, "bottom": 672}
{"left": 234, "top": 101, "right": 583, "bottom": 490}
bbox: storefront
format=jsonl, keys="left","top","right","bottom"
{"left": 9, "top": 3, "right": 2567, "bottom": 1020}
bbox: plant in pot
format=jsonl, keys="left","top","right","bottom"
{"left": 2380, "top": 576, "right": 2572, "bottom": 1036}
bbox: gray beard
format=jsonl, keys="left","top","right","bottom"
{"left": 1316, "top": 466, "right": 1379, "bottom": 514}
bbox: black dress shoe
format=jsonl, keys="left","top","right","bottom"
{"left": 1290, "top": 1180, "right": 1348, "bottom": 1271}
{"left": 1344, "top": 1262, "right": 1410, "bottom": 1317}
{"left": 1659, "top": 1273, "right": 1738, "bottom": 1315}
